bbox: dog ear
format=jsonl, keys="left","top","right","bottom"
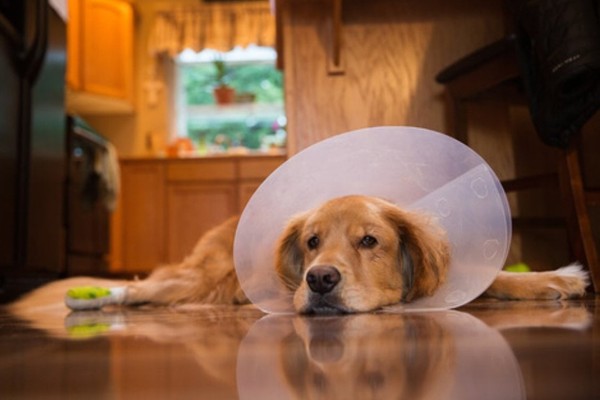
{"left": 275, "top": 213, "right": 308, "bottom": 291}
{"left": 383, "top": 205, "right": 450, "bottom": 302}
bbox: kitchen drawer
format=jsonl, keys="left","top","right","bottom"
{"left": 166, "top": 159, "right": 236, "bottom": 182}
{"left": 239, "top": 156, "right": 285, "bottom": 179}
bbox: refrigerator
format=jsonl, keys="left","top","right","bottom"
{"left": 0, "top": 0, "right": 67, "bottom": 301}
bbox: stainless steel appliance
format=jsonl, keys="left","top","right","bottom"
{"left": 0, "top": 0, "right": 67, "bottom": 301}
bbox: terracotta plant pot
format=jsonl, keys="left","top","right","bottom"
{"left": 213, "top": 85, "right": 236, "bottom": 105}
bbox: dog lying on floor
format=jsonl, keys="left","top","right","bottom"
{"left": 81, "top": 194, "right": 588, "bottom": 314}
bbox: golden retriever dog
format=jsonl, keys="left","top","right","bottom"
{"left": 12, "top": 195, "right": 590, "bottom": 314}
{"left": 273, "top": 195, "right": 589, "bottom": 313}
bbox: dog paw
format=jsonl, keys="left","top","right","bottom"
{"left": 545, "top": 263, "right": 590, "bottom": 299}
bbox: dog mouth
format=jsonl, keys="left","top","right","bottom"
{"left": 302, "top": 295, "right": 351, "bottom": 315}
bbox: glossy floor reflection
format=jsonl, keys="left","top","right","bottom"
{"left": 1, "top": 296, "right": 599, "bottom": 399}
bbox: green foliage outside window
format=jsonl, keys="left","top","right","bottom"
{"left": 180, "top": 62, "right": 285, "bottom": 152}
{"left": 187, "top": 119, "right": 278, "bottom": 151}
{"left": 182, "top": 62, "right": 283, "bottom": 105}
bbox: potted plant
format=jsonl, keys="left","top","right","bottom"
{"left": 212, "top": 58, "right": 236, "bottom": 105}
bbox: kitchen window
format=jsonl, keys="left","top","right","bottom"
{"left": 174, "top": 45, "right": 286, "bottom": 155}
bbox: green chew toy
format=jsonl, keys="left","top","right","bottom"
{"left": 503, "top": 262, "right": 531, "bottom": 273}
{"left": 65, "top": 286, "right": 127, "bottom": 311}
{"left": 66, "top": 286, "right": 112, "bottom": 300}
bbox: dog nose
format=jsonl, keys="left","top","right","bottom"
{"left": 306, "top": 266, "right": 341, "bottom": 294}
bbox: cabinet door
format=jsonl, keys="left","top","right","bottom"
{"left": 238, "top": 181, "right": 262, "bottom": 212}
{"left": 78, "top": 0, "right": 133, "bottom": 99}
{"left": 166, "top": 183, "right": 237, "bottom": 263}
{"left": 121, "top": 162, "right": 165, "bottom": 272}
{"left": 238, "top": 157, "right": 285, "bottom": 211}
{"left": 66, "top": 0, "right": 81, "bottom": 90}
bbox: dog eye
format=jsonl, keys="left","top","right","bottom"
{"left": 307, "top": 235, "right": 320, "bottom": 250}
{"left": 360, "top": 235, "right": 378, "bottom": 248}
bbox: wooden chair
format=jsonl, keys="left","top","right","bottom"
{"left": 436, "top": 35, "right": 600, "bottom": 292}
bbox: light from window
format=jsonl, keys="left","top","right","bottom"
{"left": 174, "top": 46, "right": 286, "bottom": 156}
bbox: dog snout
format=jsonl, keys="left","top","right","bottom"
{"left": 306, "top": 265, "right": 341, "bottom": 294}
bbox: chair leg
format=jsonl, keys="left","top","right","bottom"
{"left": 558, "top": 140, "right": 600, "bottom": 292}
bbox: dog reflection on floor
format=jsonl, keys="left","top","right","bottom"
{"left": 278, "top": 314, "right": 455, "bottom": 399}
{"left": 271, "top": 303, "right": 591, "bottom": 399}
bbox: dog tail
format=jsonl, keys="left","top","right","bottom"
{"left": 485, "top": 263, "right": 590, "bottom": 300}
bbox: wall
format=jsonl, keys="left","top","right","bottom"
{"left": 281, "top": 0, "right": 507, "bottom": 154}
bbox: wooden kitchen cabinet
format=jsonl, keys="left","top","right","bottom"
{"left": 66, "top": 0, "right": 134, "bottom": 114}
{"left": 166, "top": 183, "right": 237, "bottom": 263}
{"left": 238, "top": 182, "right": 261, "bottom": 211}
{"left": 165, "top": 159, "right": 238, "bottom": 263}
{"left": 119, "top": 161, "right": 166, "bottom": 272}
{"left": 237, "top": 157, "right": 285, "bottom": 210}
{"left": 114, "top": 155, "right": 285, "bottom": 274}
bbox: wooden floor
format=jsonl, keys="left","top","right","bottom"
{"left": 1, "top": 296, "right": 599, "bottom": 399}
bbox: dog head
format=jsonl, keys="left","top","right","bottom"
{"left": 275, "top": 195, "right": 450, "bottom": 314}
